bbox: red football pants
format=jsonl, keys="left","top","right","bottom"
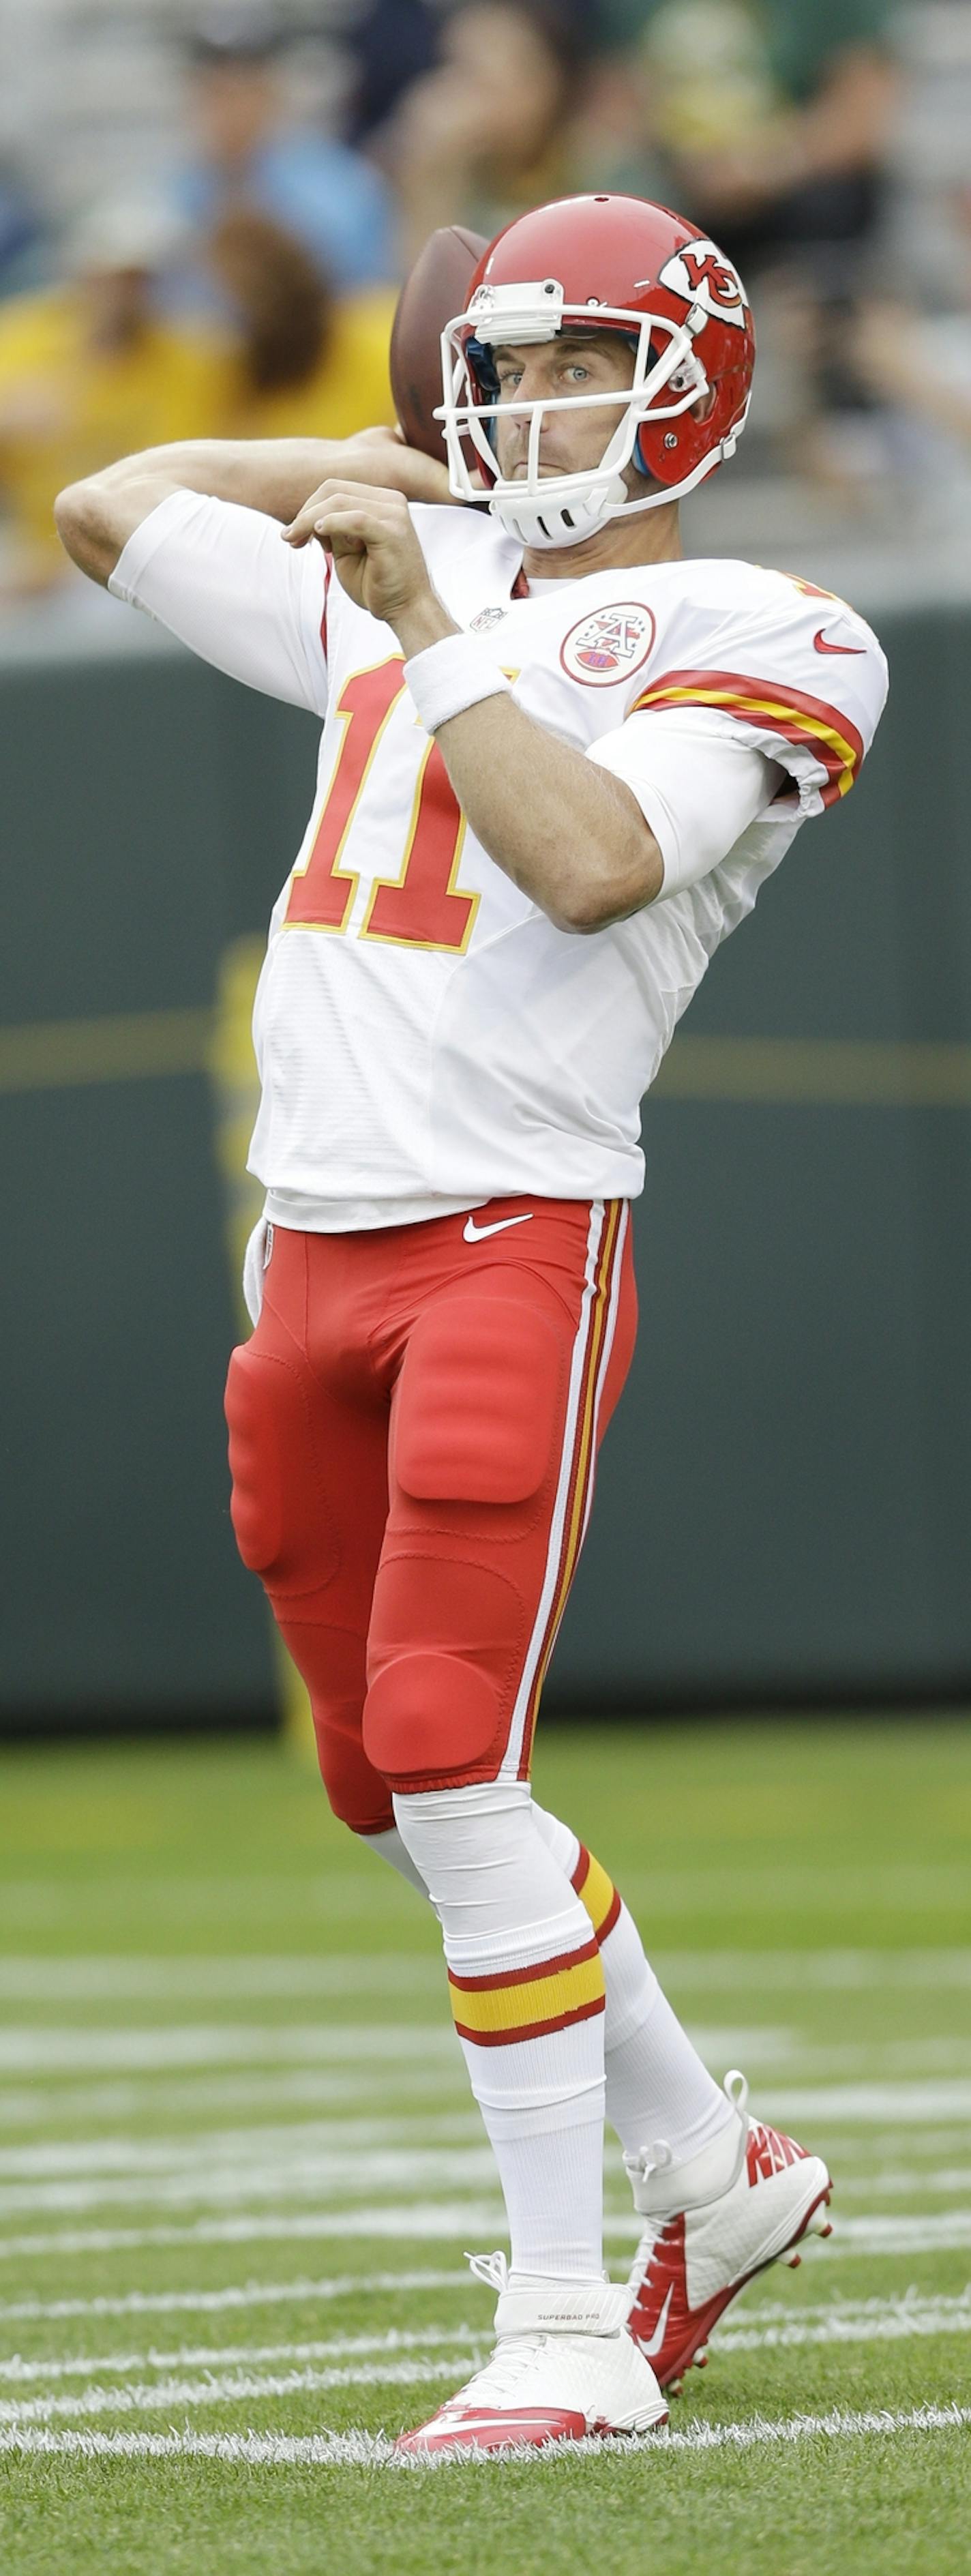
{"left": 224, "top": 1195, "right": 636, "bottom": 1832}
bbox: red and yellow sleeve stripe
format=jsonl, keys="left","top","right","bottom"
{"left": 628, "top": 667, "right": 865, "bottom": 807}
{"left": 571, "top": 1843, "right": 622, "bottom": 1943}
{"left": 448, "top": 1936, "right": 605, "bottom": 2047}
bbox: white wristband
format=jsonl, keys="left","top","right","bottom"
{"left": 404, "top": 632, "right": 512, "bottom": 733}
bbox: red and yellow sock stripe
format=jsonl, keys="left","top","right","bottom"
{"left": 447, "top": 1936, "right": 606, "bottom": 2047}
{"left": 571, "top": 1842, "right": 622, "bottom": 1944}
{"left": 629, "top": 667, "right": 864, "bottom": 806}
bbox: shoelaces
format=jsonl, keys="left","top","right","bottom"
{"left": 446, "top": 2335, "right": 551, "bottom": 2411}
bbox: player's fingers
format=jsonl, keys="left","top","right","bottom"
{"left": 302, "top": 477, "right": 408, "bottom": 517}
{"left": 310, "top": 503, "right": 395, "bottom": 546}
{"left": 312, "top": 483, "right": 410, "bottom": 530}
{"left": 282, "top": 481, "right": 409, "bottom": 546}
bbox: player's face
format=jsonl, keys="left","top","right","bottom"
{"left": 490, "top": 333, "right": 637, "bottom": 480}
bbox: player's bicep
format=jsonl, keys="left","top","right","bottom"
{"left": 108, "top": 489, "right": 328, "bottom": 715}
{"left": 587, "top": 708, "right": 782, "bottom": 900}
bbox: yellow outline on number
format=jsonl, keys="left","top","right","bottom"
{"left": 282, "top": 655, "right": 406, "bottom": 935}
{"left": 359, "top": 740, "right": 478, "bottom": 955}
{"left": 357, "top": 666, "right": 519, "bottom": 954}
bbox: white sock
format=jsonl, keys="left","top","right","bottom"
{"left": 362, "top": 1824, "right": 430, "bottom": 1902}
{"left": 393, "top": 1781, "right": 606, "bottom": 2282}
{"left": 364, "top": 1799, "right": 732, "bottom": 2178}
{"left": 531, "top": 1801, "right": 733, "bottom": 2167}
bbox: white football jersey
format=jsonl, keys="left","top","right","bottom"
{"left": 110, "top": 493, "right": 888, "bottom": 1228}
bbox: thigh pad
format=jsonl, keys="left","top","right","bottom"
{"left": 224, "top": 1342, "right": 338, "bottom": 1592}
{"left": 393, "top": 1292, "right": 565, "bottom": 1508}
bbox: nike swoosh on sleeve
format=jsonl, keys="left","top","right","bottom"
{"left": 813, "top": 628, "right": 866, "bottom": 655}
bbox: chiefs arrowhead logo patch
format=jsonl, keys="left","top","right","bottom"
{"left": 560, "top": 601, "right": 656, "bottom": 686}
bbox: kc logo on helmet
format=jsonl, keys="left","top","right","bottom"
{"left": 560, "top": 602, "right": 656, "bottom": 685}
{"left": 659, "top": 237, "right": 747, "bottom": 327}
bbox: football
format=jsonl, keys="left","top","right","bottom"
{"left": 390, "top": 224, "right": 488, "bottom": 460}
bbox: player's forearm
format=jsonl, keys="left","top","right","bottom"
{"left": 55, "top": 441, "right": 358, "bottom": 587}
{"left": 434, "top": 692, "right": 663, "bottom": 932}
{"left": 57, "top": 435, "right": 453, "bottom": 592}
{"left": 108, "top": 439, "right": 355, "bottom": 518}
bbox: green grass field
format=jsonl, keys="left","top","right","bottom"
{"left": 0, "top": 1719, "right": 968, "bottom": 2573}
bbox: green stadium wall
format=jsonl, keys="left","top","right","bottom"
{"left": 3, "top": 604, "right": 970, "bottom": 1728}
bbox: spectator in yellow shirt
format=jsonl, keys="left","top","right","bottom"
{"left": 206, "top": 208, "right": 396, "bottom": 441}
{"left": 0, "top": 199, "right": 226, "bottom": 597}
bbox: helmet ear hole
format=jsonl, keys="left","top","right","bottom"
{"left": 692, "top": 385, "right": 717, "bottom": 423}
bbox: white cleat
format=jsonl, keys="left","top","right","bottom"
{"left": 396, "top": 2257, "right": 669, "bottom": 2455}
{"left": 624, "top": 2071, "right": 833, "bottom": 2393}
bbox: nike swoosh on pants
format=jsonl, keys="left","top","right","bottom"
{"left": 463, "top": 1213, "right": 535, "bottom": 1242}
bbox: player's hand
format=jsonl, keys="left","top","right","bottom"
{"left": 282, "top": 479, "right": 451, "bottom": 645}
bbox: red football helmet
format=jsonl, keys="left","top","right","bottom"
{"left": 436, "top": 192, "right": 755, "bottom": 548}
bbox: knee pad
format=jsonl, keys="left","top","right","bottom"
{"left": 393, "top": 1293, "right": 564, "bottom": 1509}
{"left": 224, "top": 1342, "right": 337, "bottom": 1592}
{"left": 363, "top": 1648, "right": 502, "bottom": 1787}
{"left": 314, "top": 1702, "right": 395, "bottom": 1836}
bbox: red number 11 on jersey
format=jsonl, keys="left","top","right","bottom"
{"left": 284, "top": 658, "right": 478, "bottom": 954}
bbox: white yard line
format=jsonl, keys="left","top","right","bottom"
{"left": 3, "top": 2053, "right": 969, "bottom": 2135}
{"left": 9, "top": 2157, "right": 971, "bottom": 2223}
{"left": 5, "top": 2294, "right": 971, "bottom": 2384}
{"left": 0, "top": 2278, "right": 964, "bottom": 2332}
{"left": 820, "top": 2212, "right": 971, "bottom": 2253}
{"left": 0, "top": 1959, "right": 443, "bottom": 2002}
{"left": 0, "top": 2071, "right": 436, "bottom": 2129}
{"left": 3, "top": 2032, "right": 969, "bottom": 2122}
{"left": 713, "top": 2303, "right": 971, "bottom": 2352}
{"left": 0, "top": 2203, "right": 510, "bottom": 2259}
{"left": 0, "top": 2403, "right": 968, "bottom": 2466}
{"left": 3, "top": 2116, "right": 970, "bottom": 2193}
{"left": 0, "top": 2026, "right": 460, "bottom": 2075}
{"left": 654, "top": 1951, "right": 971, "bottom": 1992}
{"left": 0, "top": 2146, "right": 500, "bottom": 2219}
{"left": 757, "top": 2084, "right": 971, "bottom": 2123}
{"left": 0, "top": 2326, "right": 486, "bottom": 2385}
{"left": 0, "top": 2114, "right": 481, "bottom": 2174}
{"left": 0, "top": 2268, "right": 466, "bottom": 2324}
{"left": 838, "top": 2168, "right": 971, "bottom": 2197}
{"left": 3, "top": 2203, "right": 971, "bottom": 2261}
{"left": 3, "top": 1949, "right": 970, "bottom": 1999}
{"left": 0, "top": 2024, "right": 786, "bottom": 2083}
{"left": 0, "top": 2357, "right": 475, "bottom": 2423}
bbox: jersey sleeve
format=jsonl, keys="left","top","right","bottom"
{"left": 618, "top": 574, "right": 888, "bottom": 820}
{"left": 587, "top": 706, "right": 781, "bottom": 895}
{"left": 108, "top": 488, "right": 329, "bottom": 715}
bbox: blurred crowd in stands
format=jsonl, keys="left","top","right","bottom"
{"left": 1, "top": 0, "right": 971, "bottom": 602}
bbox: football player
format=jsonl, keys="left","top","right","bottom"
{"left": 56, "top": 194, "right": 886, "bottom": 2456}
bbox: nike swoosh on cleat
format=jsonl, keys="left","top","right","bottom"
{"left": 640, "top": 2283, "right": 674, "bottom": 2358}
{"left": 813, "top": 628, "right": 865, "bottom": 655}
{"left": 463, "top": 1213, "right": 535, "bottom": 1242}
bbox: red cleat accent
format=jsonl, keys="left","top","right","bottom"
{"left": 397, "top": 2405, "right": 590, "bottom": 2455}
{"left": 626, "top": 2103, "right": 833, "bottom": 2391}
